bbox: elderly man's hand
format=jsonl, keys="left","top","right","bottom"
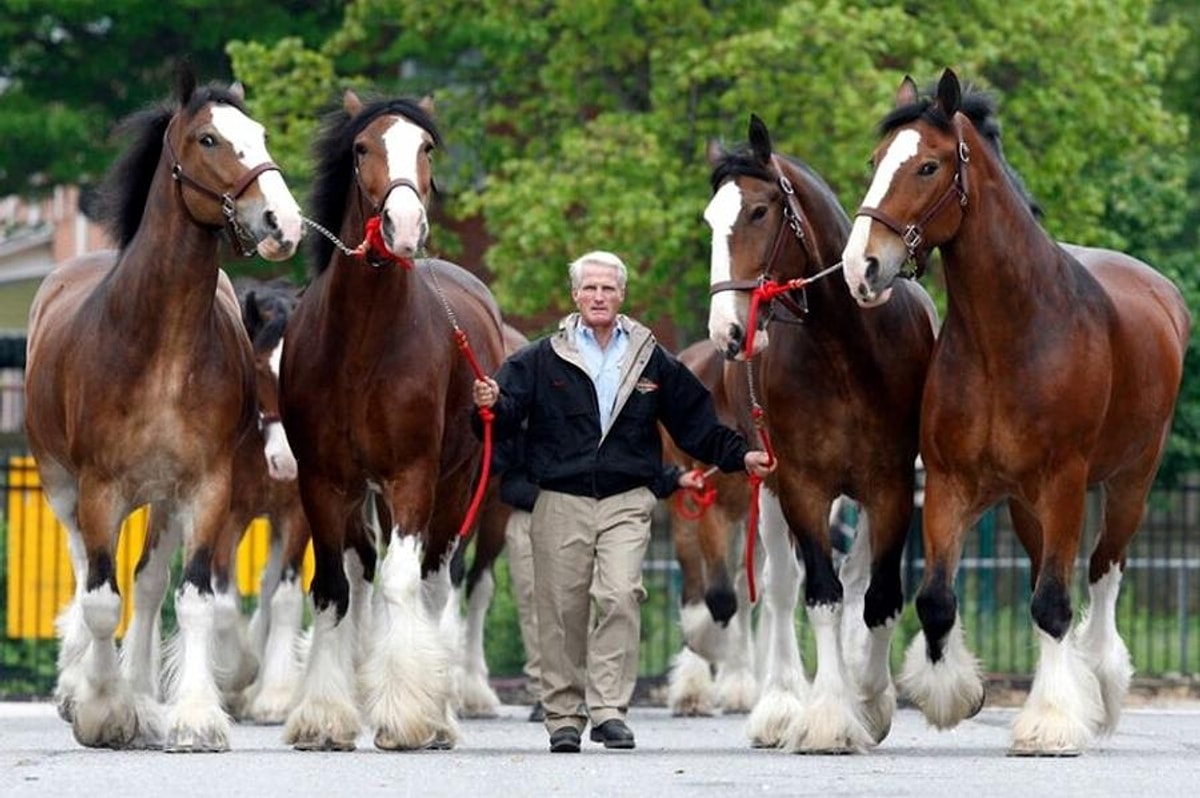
{"left": 473, "top": 377, "right": 500, "bottom": 408}
{"left": 744, "top": 451, "right": 775, "bottom": 479}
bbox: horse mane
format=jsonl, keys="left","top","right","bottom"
{"left": 307, "top": 97, "right": 443, "bottom": 275}
{"left": 709, "top": 146, "right": 849, "bottom": 225}
{"left": 92, "top": 84, "right": 252, "bottom": 249}
{"left": 881, "top": 82, "right": 1043, "bottom": 218}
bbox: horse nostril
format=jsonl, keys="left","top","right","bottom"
{"left": 382, "top": 213, "right": 395, "bottom": 241}
{"left": 263, "top": 210, "right": 279, "bottom": 232}
{"left": 865, "top": 256, "right": 880, "bottom": 284}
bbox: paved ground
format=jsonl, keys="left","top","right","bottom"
{"left": 3, "top": 701, "right": 1200, "bottom": 797}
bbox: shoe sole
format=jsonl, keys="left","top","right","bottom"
{"left": 550, "top": 741, "right": 580, "bottom": 753}
{"left": 589, "top": 732, "right": 636, "bottom": 749}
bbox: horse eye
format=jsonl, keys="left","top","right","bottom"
{"left": 199, "top": 134, "right": 217, "bottom": 148}
{"left": 918, "top": 161, "right": 938, "bottom": 176}
{"left": 749, "top": 205, "right": 768, "bottom": 222}
{"left": 354, "top": 142, "right": 368, "bottom": 157}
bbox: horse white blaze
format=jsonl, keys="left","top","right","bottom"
{"left": 264, "top": 341, "right": 297, "bottom": 480}
{"left": 705, "top": 182, "right": 753, "bottom": 355}
{"left": 842, "top": 128, "right": 921, "bottom": 305}
{"left": 380, "top": 117, "right": 430, "bottom": 258}
{"left": 209, "top": 105, "right": 303, "bottom": 256}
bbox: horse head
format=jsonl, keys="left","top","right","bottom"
{"left": 164, "top": 64, "right": 303, "bottom": 261}
{"left": 704, "top": 114, "right": 839, "bottom": 360}
{"left": 242, "top": 284, "right": 299, "bottom": 480}
{"left": 843, "top": 69, "right": 971, "bottom": 306}
{"left": 343, "top": 90, "right": 439, "bottom": 260}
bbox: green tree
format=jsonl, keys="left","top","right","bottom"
{"left": 0, "top": 1, "right": 342, "bottom": 196}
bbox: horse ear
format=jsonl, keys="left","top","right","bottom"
{"left": 175, "top": 60, "right": 197, "bottom": 105}
{"left": 747, "top": 114, "right": 772, "bottom": 165}
{"left": 895, "top": 75, "right": 919, "bottom": 107}
{"left": 228, "top": 81, "right": 246, "bottom": 103}
{"left": 418, "top": 93, "right": 435, "bottom": 116}
{"left": 936, "top": 68, "right": 962, "bottom": 116}
{"left": 706, "top": 138, "right": 725, "bottom": 167}
{"left": 343, "top": 89, "right": 363, "bottom": 117}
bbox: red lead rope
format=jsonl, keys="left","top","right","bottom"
{"left": 744, "top": 403, "right": 776, "bottom": 605}
{"left": 454, "top": 328, "right": 495, "bottom": 538}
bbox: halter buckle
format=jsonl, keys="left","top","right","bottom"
{"left": 902, "top": 225, "right": 922, "bottom": 253}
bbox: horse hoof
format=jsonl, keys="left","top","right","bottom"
{"left": 1008, "top": 744, "right": 1081, "bottom": 758}
{"left": 164, "top": 728, "right": 229, "bottom": 753}
{"left": 294, "top": 737, "right": 356, "bottom": 752}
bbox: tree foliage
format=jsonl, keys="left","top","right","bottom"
{"left": 0, "top": 0, "right": 342, "bottom": 195}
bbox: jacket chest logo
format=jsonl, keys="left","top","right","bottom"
{"left": 634, "top": 378, "right": 658, "bottom": 394}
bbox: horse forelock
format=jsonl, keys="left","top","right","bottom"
{"left": 308, "top": 98, "right": 442, "bottom": 275}
{"left": 709, "top": 146, "right": 772, "bottom": 194}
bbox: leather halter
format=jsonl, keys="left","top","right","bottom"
{"left": 709, "top": 154, "right": 821, "bottom": 320}
{"left": 163, "top": 118, "right": 282, "bottom": 257}
{"left": 855, "top": 117, "right": 971, "bottom": 278}
{"left": 358, "top": 173, "right": 423, "bottom": 215}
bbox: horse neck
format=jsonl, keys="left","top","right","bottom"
{"left": 323, "top": 199, "right": 422, "bottom": 328}
{"left": 939, "top": 125, "right": 1067, "bottom": 334}
{"left": 778, "top": 171, "right": 860, "bottom": 320}
{"left": 104, "top": 157, "right": 223, "bottom": 338}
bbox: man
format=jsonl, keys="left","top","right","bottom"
{"left": 474, "top": 250, "right": 773, "bottom": 753}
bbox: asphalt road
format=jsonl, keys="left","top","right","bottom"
{"left": 3, "top": 701, "right": 1200, "bottom": 797}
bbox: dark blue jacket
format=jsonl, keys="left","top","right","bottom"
{"left": 483, "top": 315, "right": 747, "bottom": 500}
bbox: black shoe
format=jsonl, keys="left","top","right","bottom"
{"left": 549, "top": 727, "right": 581, "bottom": 753}
{"left": 589, "top": 719, "right": 636, "bottom": 749}
{"left": 528, "top": 702, "right": 546, "bottom": 723}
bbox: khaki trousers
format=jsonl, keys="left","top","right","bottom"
{"left": 530, "top": 487, "right": 655, "bottom": 733}
{"left": 504, "top": 508, "right": 542, "bottom": 697}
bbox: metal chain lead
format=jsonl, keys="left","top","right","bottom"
{"left": 301, "top": 215, "right": 359, "bottom": 258}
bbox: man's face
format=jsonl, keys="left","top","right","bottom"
{"left": 572, "top": 263, "right": 624, "bottom": 329}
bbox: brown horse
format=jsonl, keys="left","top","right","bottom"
{"left": 279, "top": 91, "right": 505, "bottom": 751}
{"left": 663, "top": 340, "right": 758, "bottom": 717}
{"left": 233, "top": 280, "right": 312, "bottom": 723}
{"left": 705, "top": 115, "right": 936, "bottom": 751}
{"left": 23, "top": 67, "right": 303, "bottom": 751}
{"left": 842, "top": 70, "right": 1191, "bottom": 755}
{"left": 123, "top": 279, "right": 310, "bottom": 725}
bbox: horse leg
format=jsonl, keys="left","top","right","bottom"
{"left": 163, "top": 477, "right": 239, "bottom": 753}
{"left": 364, "top": 476, "right": 460, "bottom": 751}
{"left": 211, "top": 509, "right": 260, "bottom": 718}
{"left": 1012, "top": 463, "right": 1105, "bottom": 755}
{"left": 898, "top": 470, "right": 985, "bottom": 730}
{"left": 1075, "top": 471, "right": 1152, "bottom": 734}
{"left": 458, "top": 499, "right": 506, "bottom": 718}
{"left": 246, "top": 519, "right": 284, "bottom": 675}
{"left": 715, "top": 524, "right": 760, "bottom": 713}
{"left": 247, "top": 503, "right": 310, "bottom": 724}
{"left": 65, "top": 474, "right": 147, "bottom": 749}
{"left": 284, "top": 477, "right": 360, "bottom": 751}
{"left": 745, "top": 488, "right": 808, "bottom": 748}
{"left": 667, "top": 502, "right": 718, "bottom": 717}
{"left": 780, "top": 489, "right": 875, "bottom": 754}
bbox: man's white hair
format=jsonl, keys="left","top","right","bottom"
{"left": 568, "top": 250, "right": 628, "bottom": 290}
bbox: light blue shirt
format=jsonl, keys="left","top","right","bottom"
{"left": 576, "top": 321, "right": 628, "bottom": 436}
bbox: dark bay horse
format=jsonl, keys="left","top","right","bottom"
{"left": 663, "top": 339, "right": 758, "bottom": 717}
{"left": 23, "top": 68, "right": 303, "bottom": 751}
{"left": 842, "top": 69, "right": 1190, "bottom": 755}
{"left": 705, "top": 116, "right": 936, "bottom": 752}
{"left": 280, "top": 91, "right": 505, "bottom": 751}
{"left": 233, "top": 280, "right": 312, "bottom": 723}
